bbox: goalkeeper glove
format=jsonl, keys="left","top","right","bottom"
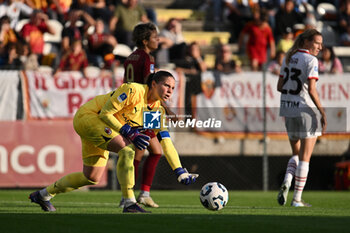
{"left": 174, "top": 167, "right": 199, "bottom": 185}
{"left": 119, "top": 124, "right": 150, "bottom": 150}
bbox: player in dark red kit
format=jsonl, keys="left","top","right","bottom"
{"left": 123, "top": 23, "right": 157, "bottom": 83}
{"left": 120, "top": 22, "right": 161, "bottom": 208}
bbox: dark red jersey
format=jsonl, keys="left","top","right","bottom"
{"left": 123, "top": 49, "right": 155, "bottom": 84}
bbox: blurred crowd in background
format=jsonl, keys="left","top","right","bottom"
{"left": 0, "top": 0, "right": 347, "bottom": 76}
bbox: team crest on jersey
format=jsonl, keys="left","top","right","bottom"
{"left": 117, "top": 93, "right": 127, "bottom": 102}
{"left": 104, "top": 127, "right": 112, "bottom": 135}
{"left": 150, "top": 64, "right": 155, "bottom": 73}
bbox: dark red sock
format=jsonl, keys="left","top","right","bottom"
{"left": 141, "top": 153, "right": 161, "bottom": 192}
{"left": 134, "top": 159, "right": 141, "bottom": 181}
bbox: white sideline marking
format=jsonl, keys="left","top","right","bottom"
{"left": 1, "top": 200, "right": 200, "bottom": 208}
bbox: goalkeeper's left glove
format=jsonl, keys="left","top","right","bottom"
{"left": 174, "top": 167, "right": 199, "bottom": 185}
{"left": 119, "top": 124, "right": 150, "bottom": 150}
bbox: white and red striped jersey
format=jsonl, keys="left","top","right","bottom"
{"left": 279, "top": 49, "right": 319, "bottom": 117}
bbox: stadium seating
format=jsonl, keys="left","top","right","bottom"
{"left": 334, "top": 47, "right": 350, "bottom": 72}
{"left": 155, "top": 9, "right": 194, "bottom": 23}
{"left": 43, "top": 20, "right": 63, "bottom": 43}
{"left": 298, "top": 2, "right": 315, "bottom": 14}
{"left": 113, "top": 44, "right": 133, "bottom": 58}
{"left": 317, "top": 3, "right": 337, "bottom": 19}
{"left": 182, "top": 31, "right": 231, "bottom": 46}
{"left": 316, "top": 3, "right": 337, "bottom": 27}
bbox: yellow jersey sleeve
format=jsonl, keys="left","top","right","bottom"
{"left": 158, "top": 131, "right": 182, "bottom": 170}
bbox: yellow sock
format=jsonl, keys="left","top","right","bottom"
{"left": 117, "top": 145, "right": 135, "bottom": 199}
{"left": 46, "top": 172, "right": 97, "bottom": 197}
{"left": 120, "top": 186, "right": 135, "bottom": 200}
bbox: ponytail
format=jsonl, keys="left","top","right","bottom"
{"left": 146, "top": 73, "right": 156, "bottom": 87}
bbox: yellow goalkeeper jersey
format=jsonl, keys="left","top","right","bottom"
{"left": 74, "top": 82, "right": 181, "bottom": 170}
{"left": 80, "top": 82, "right": 163, "bottom": 132}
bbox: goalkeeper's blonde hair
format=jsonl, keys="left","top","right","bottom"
{"left": 285, "top": 29, "right": 322, "bottom": 65}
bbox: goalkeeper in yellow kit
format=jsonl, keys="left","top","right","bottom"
{"left": 29, "top": 70, "right": 199, "bottom": 213}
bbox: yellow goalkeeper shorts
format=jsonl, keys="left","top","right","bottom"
{"left": 73, "top": 108, "right": 120, "bottom": 164}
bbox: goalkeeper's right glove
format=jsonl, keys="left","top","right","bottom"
{"left": 174, "top": 167, "right": 199, "bottom": 185}
{"left": 119, "top": 124, "right": 150, "bottom": 150}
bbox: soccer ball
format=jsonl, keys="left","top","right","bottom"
{"left": 199, "top": 182, "right": 228, "bottom": 211}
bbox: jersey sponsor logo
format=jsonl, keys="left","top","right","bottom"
{"left": 314, "top": 66, "right": 318, "bottom": 72}
{"left": 143, "top": 110, "right": 161, "bottom": 129}
{"left": 150, "top": 64, "right": 155, "bottom": 73}
{"left": 117, "top": 93, "right": 127, "bottom": 102}
{"left": 281, "top": 100, "right": 300, "bottom": 108}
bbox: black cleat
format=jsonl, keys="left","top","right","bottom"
{"left": 123, "top": 203, "right": 151, "bottom": 213}
{"left": 29, "top": 191, "right": 56, "bottom": 212}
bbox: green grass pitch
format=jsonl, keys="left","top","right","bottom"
{"left": 0, "top": 190, "right": 349, "bottom": 233}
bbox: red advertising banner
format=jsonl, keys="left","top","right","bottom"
{"left": 0, "top": 121, "right": 107, "bottom": 187}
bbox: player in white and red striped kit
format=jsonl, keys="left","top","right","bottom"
{"left": 277, "top": 29, "right": 327, "bottom": 207}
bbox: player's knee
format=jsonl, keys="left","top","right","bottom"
{"left": 118, "top": 145, "right": 135, "bottom": 167}
{"left": 84, "top": 174, "right": 100, "bottom": 185}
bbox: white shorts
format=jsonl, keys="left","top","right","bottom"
{"left": 285, "top": 114, "right": 322, "bottom": 140}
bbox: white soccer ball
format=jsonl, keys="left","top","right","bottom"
{"left": 199, "top": 182, "right": 229, "bottom": 211}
